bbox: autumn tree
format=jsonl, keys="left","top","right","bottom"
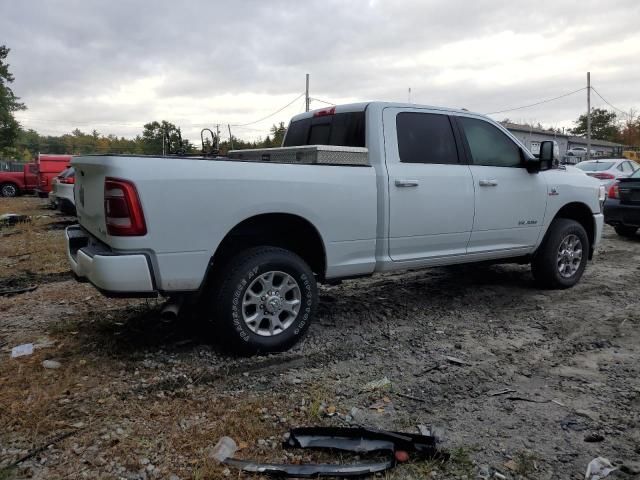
{"left": 618, "top": 109, "right": 640, "bottom": 147}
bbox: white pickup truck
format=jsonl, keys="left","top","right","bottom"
{"left": 66, "top": 102, "right": 605, "bottom": 353}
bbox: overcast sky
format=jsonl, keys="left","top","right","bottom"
{"left": 2, "top": 0, "right": 639, "bottom": 141}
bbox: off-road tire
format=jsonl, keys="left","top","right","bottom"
{"left": 614, "top": 225, "right": 638, "bottom": 238}
{"left": 1, "top": 183, "right": 18, "bottom": 197}
{"left": 532, "top": 218, "right": 589, "bottom": 289}
{"left": 211, "top": 246, "right": 317, "bottom": 354}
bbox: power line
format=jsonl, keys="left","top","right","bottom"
{"left": 484, "top": 87, "right": 587, "bottom": 115}
{"left": 17, "top": 93, "right": 306, "bottom": 130}
{"left": 590, "top": 86, "right": 632, "bottom": 117}
{"left": 311, "top": 97, "right": 336, "bottom": 106}
{"left": 231, "top": 93, "right": 304, "bottom": 127}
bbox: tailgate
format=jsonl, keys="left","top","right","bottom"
{"left": 72, "top": 158, "right": 110, "bottom": 243}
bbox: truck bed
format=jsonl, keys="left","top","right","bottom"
{"left": 72, "top": 153, "right": 378, "bottom": 291}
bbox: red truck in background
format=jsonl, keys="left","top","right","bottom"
{"left": 0, "top": 162, "right": 39, "bottom": 197}
{"left": 35, "top": 154, "right": 72, "bottom": 197}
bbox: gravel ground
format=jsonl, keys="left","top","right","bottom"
{"left": 1, "top": 197, "right": 639, "bottom": 479}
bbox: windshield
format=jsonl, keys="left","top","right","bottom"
{"left": 576, "top": 161, "right": 614, "bottom": 172}
{"left": 632, "top": 168, "right": 640, "bottom": 178}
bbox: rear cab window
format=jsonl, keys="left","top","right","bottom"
{"left": 283, "top": 111, "right": 365, "bottom": 148}
{"left": 576, "top": 162, "right": 614, "bottom": 172}
{"left": 396, "top": 112, "right": 459, "bottom": 164}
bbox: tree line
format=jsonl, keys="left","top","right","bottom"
{"left": 7, "top": 121, "right": 288, "bottom": 161}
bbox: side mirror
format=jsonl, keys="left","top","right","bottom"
{"left": 538, "top": 140, "right": 558, "bottom": 171}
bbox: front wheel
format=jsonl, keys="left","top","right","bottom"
{"left": 1, "top": 183, "right": 18, "bottom": 197}
{"left": 532, "top": 218, "right": 589, "bottom": 289}
{"left": 211, "top": 246, "right": 317, "bottom": 354}
{"left": 614, "top": 225, "right": 638, "bottom": 237}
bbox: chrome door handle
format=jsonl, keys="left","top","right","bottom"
{"left": 395, "top": 179, "right": 419, "bottom": 187}
{"left": 479, "top": 179, "right": 498, "bottom": 187}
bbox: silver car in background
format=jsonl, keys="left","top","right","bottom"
{"left": 575, "top": 159, "right": 638, "bottom": 188}
{"left": 49, "top": 167, "right": 76, "bottom": 215}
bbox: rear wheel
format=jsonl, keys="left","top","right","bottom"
{"left": 532, "top": 218, "right": 589, "bottom": 289}
{"left": 614, "top": 225, "right": 638, "bottom": 237}
{"left": 210, "top": 246, "right": 317, "bottom": 354}
{"left": 1, "top": 183, "right": 18, "bottom": 197}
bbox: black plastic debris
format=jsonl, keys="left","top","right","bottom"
{"left": 0, "top": 213, "right": 31, "bottom": 228}
{"left": 220, "top": 427, "right": 448, "bottom": 478}
{"left": 286, "top": 427, "right": 443, "bottom": 456}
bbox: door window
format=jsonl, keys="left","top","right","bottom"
{"left": 458, "top": 117, "right": 522, "bottom": 167}
{"left": 396, "top": 112, "right": 459, "bottom": 164}
{"left": 621, "top": 161, "right": 635, "bottom": 173}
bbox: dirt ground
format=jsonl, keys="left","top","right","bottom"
{"left": 1, "top": 196, "right": 639, "bottom": 480}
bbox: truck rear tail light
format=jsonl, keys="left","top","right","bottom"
{"left": 104, "top": 178, "right": 147, "bottom": 236}
{"left": 314, "top": 107, "right": 335, "bottom": 117}
{"left": 593, "top": 172, "right": 615, "bottom": 180}
{"left": 608, "top": 183, "right": 619, "bottom": 199}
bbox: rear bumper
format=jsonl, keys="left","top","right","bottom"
{"left": 604, "top": 199, "right": 640, "bottom": 227}
{"left": 65, "top": 225, "right": 157, "bottom": 297}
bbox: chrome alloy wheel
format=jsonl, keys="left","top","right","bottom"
{"left": 557, "top": 234, "right": 583, "bottom": 278}
{"left": 241, "top": 271, "right": 301, "bottom": 336}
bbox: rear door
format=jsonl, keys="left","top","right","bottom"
{"left": 25, "top": 164, "right": 38, "bottom": 189}
{"left": 454, "top": 115, "right": 548, "bottom": 254}
{"left": 384, "top": 108, "right": 475, "bottom": 262}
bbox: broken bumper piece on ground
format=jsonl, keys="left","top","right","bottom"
{"left": 224, "top": 458, "right": 393, "bottom": 478}
{"left": 219, "top": 427, "right": 448, "bottom": 478}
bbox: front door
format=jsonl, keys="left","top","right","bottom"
{"left": 454, "top": 115, "right": 548, "bottom": 254}
{"left": 384, "top": 108, "right": 475, "bottom": 262}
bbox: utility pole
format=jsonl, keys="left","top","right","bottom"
{"left": 228, "top": 124, "right": 234, "bottom": 151}
{"left": 587, "top": 71, "right": 591, "bottom": 161}
{"left": 408, "top": 87, "right": 411, "bottom": 103}
{"left": 305, "top": 73, "right": 310, "bottom": 112}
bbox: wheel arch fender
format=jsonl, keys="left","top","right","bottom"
{"left": 542, "top": 202, "right": 595, "bottom": 259}
{"left": 204, "top": 212, "right": 327, "bottom": 287}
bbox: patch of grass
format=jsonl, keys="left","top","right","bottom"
{"left": 306, "top": 384, "right": 332, "bottom": 420}
{"left": 446, "top": 446, "right": 475, "bottom": 477}
{"left": 513, "top": 450, "right": 538, "bottom": 477}
{"left": 0, "top": 466, "right": 16, "bottom": 480}
{"left": 386, "top": 460, "right": 440, "bottom": 479}
{"left": 0, "top": 198, "right": 69, "bottom": 280}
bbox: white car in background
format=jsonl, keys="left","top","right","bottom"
{"left": 575, "top": 159, "right": 637, "bottom": 188}
{"left": 49, "top": 167, "right": 76, "bottom": 215}
{"left": 567, "top": 147, "right": 596, "bottom": 157}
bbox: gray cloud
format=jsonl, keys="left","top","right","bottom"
{"left": 2, "top": 0, "right": 639, "bottom": 140}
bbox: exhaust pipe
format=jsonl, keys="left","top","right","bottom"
{"left": 160, "top": 296, "right": 184, "bottom": 320}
